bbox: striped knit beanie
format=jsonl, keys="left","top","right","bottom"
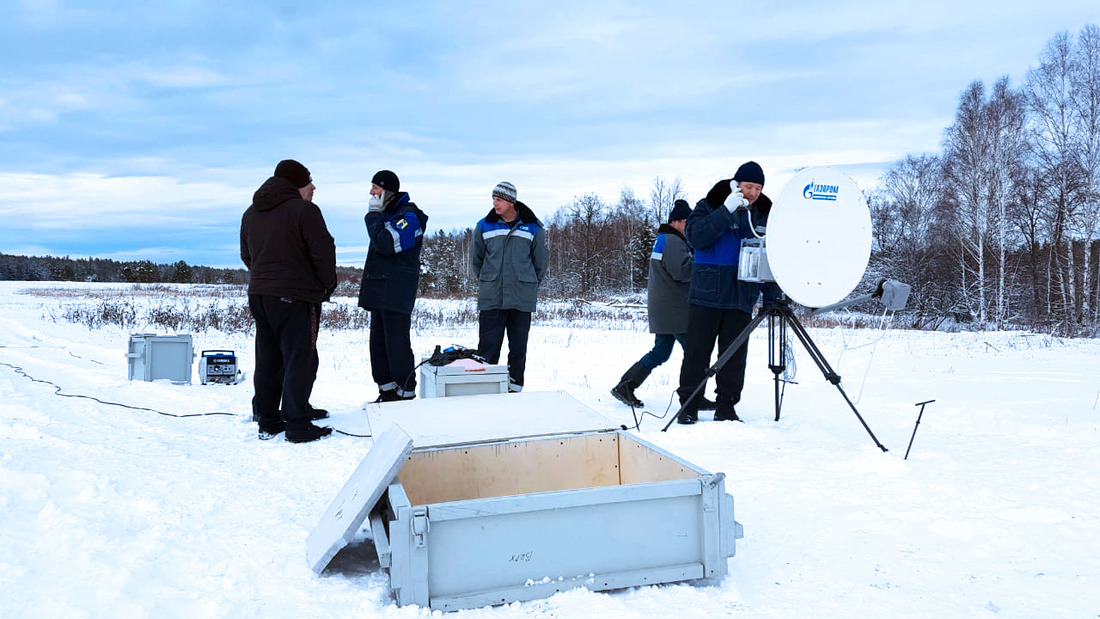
{"left": 492, "top": 181, "right": 517, "bottom": 203}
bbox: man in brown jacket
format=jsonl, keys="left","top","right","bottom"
{"left": 240, "top": 159, "right": 336, "bottom": 443}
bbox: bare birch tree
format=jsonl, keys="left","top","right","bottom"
{"left": 649, "top": 176, "right": 686, "bottom": 225}
{"left": 1027, "top": 31, "right": 1083, "bottom": 325}
{"left": 1071, "top": 25, "right": 1100, "bottom": 320}
{"left": 944, "top": 81, "right": 992, "bottom": 323}
{"left": 984, "top": 78, "right": 1028, "bottom": 326}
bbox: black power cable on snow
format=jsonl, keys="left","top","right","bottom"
{"left": 0, "top": 348, "right": 372, "bottom": 437}
{"left": 619, "top": 389, "right": 679, "bottom": 431}
{"left": 0, "top": 359, "right": 235, "bottom": 419}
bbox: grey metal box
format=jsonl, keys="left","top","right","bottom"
{"left": 125, "top": 333, "right": 194, "bottom": 384}
{"left": 419, "top": 360, "right": 509, "bottom": 398}
{"left": 308, "top": 392, "right": 743, "bottom": 611}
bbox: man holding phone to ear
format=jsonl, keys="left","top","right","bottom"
{"left": 676, "top": 161, "right": 782, "bottom": 424}
{"left": 358, "top": 170, "right": 429, "bottom": 402}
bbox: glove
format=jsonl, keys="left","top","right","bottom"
{"left": 724, "top": 181, "right": 749, "bottom": 212}
{"left": 368, "top": 195, "right": 384, "bottom": 213}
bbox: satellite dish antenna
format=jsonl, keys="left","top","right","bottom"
{"left": 764, "top": 166, "right": 872, "bottom": 308}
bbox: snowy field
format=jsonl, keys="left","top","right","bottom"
{"left": 2, "top": 281, "right": 1099, "bottom": 618}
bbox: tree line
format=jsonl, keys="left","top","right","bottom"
{"left": 867, "top": 25, "right": 1100, "bottom": 334}
{"left": 5, "top": 25, "right": 1097, "bottom": 335}
{"left": 0, "top": 254, "right": 248, "bottom": 286}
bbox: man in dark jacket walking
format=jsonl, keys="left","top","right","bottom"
{"left": 471, "top": 181, "right": 548, "bottom": 392}
{"left": 612, "top": 199, "right": 715, "bottom": 408}
{"left": 358, "top": 170, "right": 428, "bottom": 402}
{"left": 677, "top": 161, "right": 782, "bottom": 424}
{"left": 240, "top": 159, "right": 336, "bottom": 443}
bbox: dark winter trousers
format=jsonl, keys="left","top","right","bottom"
{"left": 478, "top": 309, "right": 532, "bottom": 391}
{"left": 677, "top": 305, "right": 752, "bottom": 414}
{"left": 369, "top": 308, "right": 416, "bottom": 397}
{"left": 249, "top": 295, "right": 319, "bottom": 432}
{"left": 639, "top": 333, "right": 687, "bottom": 371}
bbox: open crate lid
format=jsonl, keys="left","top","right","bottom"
{"left": 306, "top": 425, "right": 413, "bottom": 574}
{"left": 365, "top": 390, "right": 619, "bottom": 448}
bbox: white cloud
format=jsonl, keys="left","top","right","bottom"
{"left": 1, "top": 0, "right": 1096, "bottom": 268}
{"left": 132, "top": 65, "right": 230, "bottom": 89}
{"left": 0, "top": 172, "right": 242, "bottom": 230}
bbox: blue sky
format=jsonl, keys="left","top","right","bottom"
{"left": 1, "top": 1, "right": 1096, "bottom": 268}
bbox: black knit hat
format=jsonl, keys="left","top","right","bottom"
{"left": 668, "top": 199, "right": 692, "bottom": 222}
{"left": 274, "top": 159, "right": 312, "bottom": 189}
{"left": 371, "top": 170, "right": 400, "bottom": 193}
{"left": 733, "top": 161, "right": 765, "bottom": 186}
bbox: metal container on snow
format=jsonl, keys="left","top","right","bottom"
{"left": 307, "top": 391, "right": 743, "bottom": 611}
{"left": 419, "top": 359, "right": 509, "bottom": 398}
{"left": 125, "top": 333, "right": 194, "bottom": 384}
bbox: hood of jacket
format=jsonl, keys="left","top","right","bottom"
{"left": 704, "top": 179, "right": 773, "bottom": 217}
{"left": 251, "top": 176, "right": 303, "bottom": 212}
{"left": 385, "top": 191, "right": 430, "bottom": 227}
{"left": 483, "top": 200, "right": 540, "bottom": 226}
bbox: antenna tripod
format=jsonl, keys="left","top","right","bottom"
{"left": 662, "top": 299, "right": 888, "bottom": 453}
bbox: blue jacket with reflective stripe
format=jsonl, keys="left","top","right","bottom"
{"left": 686, "top": 180, "right": 781, "bottom": 312}
{"left": 358, "top": 192, "right": 429, "bottom": 314}
{"left": 471, "top": 201, "right": 548, "bottom": 312}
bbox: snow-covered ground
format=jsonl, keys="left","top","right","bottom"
{"left": 2, "top": 281, "right": 1099, "bottom": 618}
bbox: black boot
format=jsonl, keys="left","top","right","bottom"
{"left": 714, "top": 408, "right": 742, "bottom": 422}
{"left": 258, "top": 419, "right": 286, "bottom": 440}
{"left": 676, "top": 395, "right": 699, "bottom": 424}
{"left": 677, "top": 406, "right": 698, "bottom": 425}
{"left": 714, "top": 395, "right": 742, "bottom": 422}
{"left": 286, "top": 422, "right": 333, "bottom": 443}
{"left": 611, "top": 362, "right": 651, "bottom": 407}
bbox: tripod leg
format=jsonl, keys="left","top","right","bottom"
{"left": 782, "top": 310, "right": 888, "bottom": 452}
{"left": 768, "top": 313, "right": 787, "bottom": 422}
{"left": 774, "top": 371, "right": 781, "bottom": 421}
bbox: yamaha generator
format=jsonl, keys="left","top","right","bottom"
{"left": 198, "top": 350, "right": 240, "bottom": 385}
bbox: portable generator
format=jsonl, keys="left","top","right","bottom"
{"left": 198, "top": 350, "right": 239, "bottom": 385}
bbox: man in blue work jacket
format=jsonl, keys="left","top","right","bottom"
{"left": 677, "top": 161, "right": 782, "bottom": 424}
{"left": 358, "top": 170, "right": 429, "bottom": 402}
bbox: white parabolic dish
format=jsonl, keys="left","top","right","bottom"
{"left": 765, "top": 166, "right": 872, "bottom": 308}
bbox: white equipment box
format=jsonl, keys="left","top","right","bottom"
{"left": 125, "top": 333, "right": 193, "bottom": 384}
{"left": 419, "top": 359, "right": 508, "bottom": 398}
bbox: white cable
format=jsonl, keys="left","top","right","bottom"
{"left": 743, "top": 206, "right": 766, "bottom": 239}
{"left": 848, "top": 307, "right": 892, "bottom": 404}
{"left": 783, "top": 337, "right": 797, "bottom": 382}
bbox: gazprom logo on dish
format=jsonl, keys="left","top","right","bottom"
{"left": 803, "top": 180, "right": 840, "bottom": 201}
